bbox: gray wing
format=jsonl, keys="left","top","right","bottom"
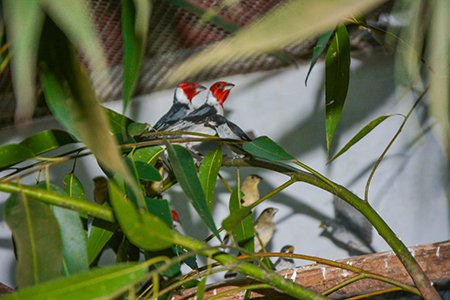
{"left": 154, "top": 103, "right": 191, "bottom": 130}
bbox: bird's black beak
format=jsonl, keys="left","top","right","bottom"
{"left": 198, "top": 85, "right": 207, "bottom": 92}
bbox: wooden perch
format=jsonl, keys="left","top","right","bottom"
{"left": 172, "top": 240, "right": 450, "bottom": 299}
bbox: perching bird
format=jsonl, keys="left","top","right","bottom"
{"left": 254, "top": 207, "right": 278, "bottom": 253}
{"left": 274, "top": 245, "right": 295, "bottom": 271}
{"left": 153, "top": 82, "right": 206, "bottom": 131}
{"left": 240, "top": 174, "right": 263, "bottom": 207}
{"left": 164, "top": 81, "right": 235, "bottom": 134}
{"left": 93, "top": 176, "right": 109, "bottom": 205}
{"left": 203, "top": 113, "right": 252, "bottom": 141}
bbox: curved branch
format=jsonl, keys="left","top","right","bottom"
{"left": 222, "top": 157, "right": 440, "bottom": 299}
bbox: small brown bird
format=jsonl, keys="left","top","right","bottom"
{"left": 93, "top": 176, "right": 109, "bottom": 205}
{"left": 254, "top": 207, "right": 278, "bottom": 252}
{"left": 240, "top": 174, "right": 262, "bottom": 207}
{"left": 274, "top": 245, "right": 295, "bottom": 271}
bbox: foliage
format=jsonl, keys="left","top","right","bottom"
{"left": 0, "top": 0, "right": 448, "bottom": 299}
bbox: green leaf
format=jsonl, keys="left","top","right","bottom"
{"left": 165, "top": 142, "right": 220, "bottom": 239}
{"left": 39, "top": 20, "right": 143, "bottom": 207}
{"left": 325, "top": 25, "right": 350, "bottom": 153}
{"left": 122, "top": 0, "right": 151, "bottom": 112}
{"left": 329, "top": 115, "right": 398, "bottom": 163}
{"left": 145, "top": 198, "right": 172, "bottom": 228}
{"left": 0, "top": 182, "right": 115, "bottom": 223}
{"left": 243, "top": 136, "right": 294, "bottom": 161}
{"left": 104, "top": 107, "right": 134, "bottom": 135}
{"left": 134, "top": 146, "right": 164, "bottom": 166}
{"left": 38, "top": 183, "right": 88, "bottom": 276}
{"left": 222, "top": 206, "right": 252, "bottom": 233}
{"left": 134, "top": 161, "right": 162, "bottom": 181}
{"left": 87, "top": 225, "right": 114, "bottom": 265}
{"left": 52, "top": 206, "right": 89, "bottom": 276}
{"left": 128, "top": 122, "right": 148, "bottom": 137}
{"left": 229, "top": 188, "right": 254, "bottom": 252}
{"left": 4, "top": 192, "right": 63, "bottom": 288}
{"left": 63, "top": 173, "right": 86, "bottom": 200}
{"left": 20, "top": 130, "right": 77, "bottom": 156}
{"left": 0, "top": 144, "right": 35, "bottom": 170}
{"left": 305, "top": 30, "right": 333, "bottom": 85}
{"left": 199, "top": 147, "right": 222, "bottom": 211}
{"left": 109, "top": 181, "right": 174, "bottom": 250}
{"left": 1, "top": 263, "right": 149, "bottom": 300}
{"left": 40, "top": 0, "right": 109, "bottom": 87}
{"left": 3, "top": 0, "right": 44, "bottom": 122}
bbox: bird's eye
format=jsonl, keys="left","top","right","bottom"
{"left": 189, "top": 84, "right": 195, "bottom": 89}
{"left": 216, "top": 83, "right": 223, "bottom": 88}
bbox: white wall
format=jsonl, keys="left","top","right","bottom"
{"left": 0, "top": 48, "right": 448, "bottom": 287}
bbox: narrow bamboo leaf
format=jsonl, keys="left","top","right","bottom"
{"left": 1, "top": 263, "right": 148, "bottom": 300}
{"left": 196, "top": 277, "right": 207, "bottom": 300}
{"left": 243, "top": 136, "right": 294, "bottom": 161}
{"left": 134, "top": 161, "right": 162, "bottom": 181}
{"left": 63, "top": 173, "right": 86, "bottom": 200}
{"left": 109, "top": 181, "right": 174, "bottom": 250}
{"left": 3, "top": 0, "right": 44, "bottom": 122}
{"left": 0, "top": 144, "right": 35, "bottom": 170}
{"left": 330, "top": 115, "right": 397, "bottom": 163}
{"left": 87, "top": 226, "right": 114, "bottom": 264}
{"left": 325, "top": 25, "right": 350, "bottom": 153}
{"left": 20, "top": 129, "right": 77, "bottom": 156}
{"left": 305, "top": 30, "right": 333, "bottom": 85}
{"left": 134, "top": 146, "right": 164, "bottom": 166}
{"left": 165, "top": 142, "right": 220, "bottom": 239}
{"left": 40, "top": 0, "right": 109, "bottom": 86}
{"left": 122, "top": 0, "right": 151, "bottom": 112}
{"left": 229, "top": 188, "right": 254, "bottom": 252}
{"left": 104, "top": 107, "right": 134, "bottom": 135}
{"left": 4, "top": 193, "right": 63, "bottom": 288}
{"left": 199, "top": 147, "right": 222, "bottom": 211}
{"left": 222, "top": 206, "right": 252, "bottom": 233}
{"left": 168, "top": 0, "right": 239, "bottom": 33}
{"left": 165, "top": 0, "right": 385, "bottom": 84}
{"left": 145, "top": 198, "right": 172, "bottom": 228}
{"left": 39, "top": 20, "right": 143, "bottom": 207}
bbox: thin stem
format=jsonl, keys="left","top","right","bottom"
{"left": 247, "top": 178, "right": 295, "bottom": 210}
{"left": 222, "top": 157, "right": 439, "bottom": 299}
{"left": 364, "top": 87, "right": 428, "bottom": 201}
{"left": 239, "top": 252, "right": 419, "bottom": 296}
{"left": 171, "top": 232, "right": 324, "bottom": 300}
{"left": 322, "top": 274, "right": 365, "bottom": 296}
{"left": 346, "top": 287, "right": 402, "bottom": 300}
{"left": 0, "top": 182, "right": 115, "bottom": 222}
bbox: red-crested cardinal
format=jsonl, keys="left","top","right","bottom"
{"left": 166, "top": 81, "right": 251, "bottom": 141}
{"left": 153, "top": 82, "right": 206, "bottom": 131}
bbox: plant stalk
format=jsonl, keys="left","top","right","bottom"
{"left": 223, "top": 157, "right": 440, "bottom": 299}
